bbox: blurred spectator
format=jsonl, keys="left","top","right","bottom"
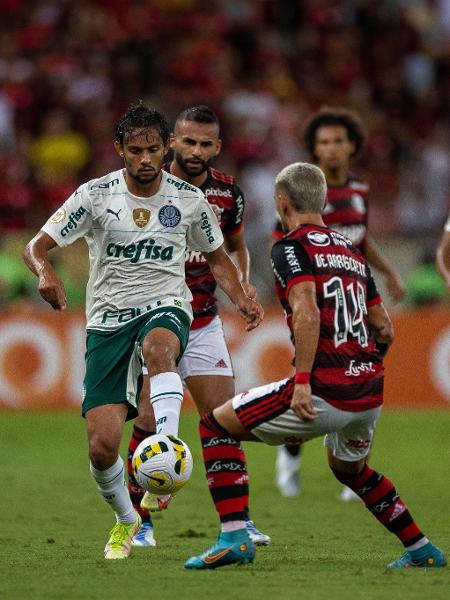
{"left": 29, "top": 108, "right": 90, "bottom": 184}
{"left": 1, "top": 0, "right": 450, "bottom": 306}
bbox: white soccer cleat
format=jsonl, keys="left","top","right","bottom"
{"left": 140, "top": 491, "right": 173, "bottom": 512}
{"left": 245, "top": 519, "right": 271, "bottom": 546}
{"left": 132, "top": 522, "right": 156, "bottom": 547}
{"left": 339, "top": 486, "right": 361, "bottom": 502}
{"left": 275, "top": 446, "right": 301, "bottom": 497}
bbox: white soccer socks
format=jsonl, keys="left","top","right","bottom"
{"left": 150, "top": 371, "right": 184, "bottom": 436}
{"left": 90, "top": 456, "right": 135, "bottom": 523}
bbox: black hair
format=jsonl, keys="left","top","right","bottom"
{"left": 115, "top": 101, "right": 170, "bottom": 145}
{"left": 175, "top": 105, "right": 219, "bottom": 128}
{"left": 303, "top": 107, "right": 365, "bottom": 160}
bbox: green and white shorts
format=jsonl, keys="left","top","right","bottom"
{"left": 82, "top": 307, "right": 190, "bottom": 420}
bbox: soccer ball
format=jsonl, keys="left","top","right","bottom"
{"left": 132, "top": 433, "right": 193, "bottom": 495}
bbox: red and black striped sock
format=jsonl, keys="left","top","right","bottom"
{"left": 238, "top": 442, "right": 250, "bottom": 517}
{"left": 332, "top": 464, "right": 424, "bottom": 547}
{"left": 127, "top": 425, "right": 155, "bottom": 524}
{"left": 200, "top": 412, "right": 248, "bottom": 524}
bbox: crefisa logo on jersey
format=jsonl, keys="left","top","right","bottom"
{"left": 133, "top": 208, "right": 151, "bottom": 228}
{"left": 60, "top": 207, "right": 87, "bottom": 236}
{"left": 307, "top": 231, "right": 330, "bottom": 246}
{"left": 159, "top": 205, "right": 181, "bottom": 227}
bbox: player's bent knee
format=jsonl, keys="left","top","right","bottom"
{"left": 329, "top": 458, "right": 366, "bottom": 484}
{"left": 89, "top": 436, "right": 119, "bottom": 470}
{"left": 143, "top": 343, "right": 178, "bottom": 374}
{"left": 213, "top": 401, "right": 254, "bottom": 441}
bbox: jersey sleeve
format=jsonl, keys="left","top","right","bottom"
{"left": 271, "top": 238, "right": 314, "bottom": 296}
{"left": 366, "top": 264, "right": 383, "bottom": 307}
{"left": 222, "top": 182, "right": 245, "bottom": 234}
{"left": 41, "top": 183, "right": 93, "bottom": 247}
{"left": 188, "top": 193, "right": 224, "bottom": 252}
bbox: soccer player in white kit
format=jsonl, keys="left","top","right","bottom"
{"left": 128, "top": 106, "right": 269, "bottom": 547}
{"left": 23, "top": 103, "right": 263, "bottom": 560}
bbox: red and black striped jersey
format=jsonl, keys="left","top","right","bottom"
{"left": 273, "top": 176, "right": 369, "bottom": 253}
{"left": 164, "top": 163, "right": 245, "bottom": 329}
{"left": 271, "top": 224, "right": 383, "bottom": 412}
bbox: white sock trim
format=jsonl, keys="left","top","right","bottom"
{"left": 90, "top": 456, "right": 123, "bottom": 483}
{"left": 221, "top": 521, "right": 247, "bottom": 533}
{"left": 407, "top": 537, "right": 429, "bottom": 552}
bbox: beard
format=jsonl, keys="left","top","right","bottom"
{"left": 132, "top": 170, "right": 160, "bottom": 185}
{"left": 175, "top": 152, "right": 211, "bottom": 177}
{"left": 125, "top": 161, "right": 161, "bottom": 186}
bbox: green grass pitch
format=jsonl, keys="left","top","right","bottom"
{"left": 0, "top": 410, "right": 448, "bottom": 599}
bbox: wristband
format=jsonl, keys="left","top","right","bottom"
{"left": 294, "top": 372, "right": 310, "bottom": 384}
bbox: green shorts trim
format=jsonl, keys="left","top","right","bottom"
{"left": 82, "top": 307, "right": 191, "bottom": 420}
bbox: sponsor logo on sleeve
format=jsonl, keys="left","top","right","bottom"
{"left": 200, "top": 211, "right": 215, "bottom": 243}
{"left": 60, "top": 207, "right": 87, "bottom": 236}
{"left": 50, "top": 208, "right": 66, "bottom": 224}
{"left": 284, "top": 245, "right": 302, "bottom": 273}
{"left": 159, "top": 205, "right": 181, "bottom": 227}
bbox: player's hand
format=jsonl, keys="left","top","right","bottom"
{"left": 386, "top": 272, "right": 406, "bottom": 303}
{"left": 236, "top": 296, "right": 264, "bottom": 331}
{"left": 241, "top": 280, "right": 257, "bottom": 301}
{"left": 291, "top": 384, "right": 317, "bottom": 421}
{"left": 38, "top": 271, "right": 67, "bottom": 311}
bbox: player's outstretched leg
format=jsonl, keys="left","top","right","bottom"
{"left": 90, "top": 456, "right": 142, "bottom": 559}
{"left": 185, "top": 413, "right": 255, "bottom": 569}
{"left": 275, "top": 444, "right": 302, "bottom": 497}
{"left": 331, "top": 464, "right": 446, "bottom": 568}
{"left": 127, "top": 425, "right": 156, "bottom": 547}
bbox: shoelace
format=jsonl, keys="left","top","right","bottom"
{"left": 108, "top": 522, "right": 132, "bottom": 548}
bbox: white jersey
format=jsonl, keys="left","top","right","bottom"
{"left": 42, "top": 169, "right": 224, "bottom": 330}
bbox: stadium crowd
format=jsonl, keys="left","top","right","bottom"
{"left": 1, "top": 0, "right": 449, "bottom": 306}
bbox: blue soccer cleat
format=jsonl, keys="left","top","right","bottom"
{"left": 184, "top": 529, "right": 255, "bottom": 570}
{"left": 245, "top": 519, "right": 271, "bottom": 546}
{"left": 388, "top": 542, "right": 446, "bottom": 568}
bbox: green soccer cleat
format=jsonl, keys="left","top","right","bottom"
{"left": 184, "top": 529, "right": 255, "bottom": 570}
{"left": 388, "top": 542, "right": 446, "bottom": 568}
{"left": 104, "top": 512, "right": 142, "bottom": 559}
